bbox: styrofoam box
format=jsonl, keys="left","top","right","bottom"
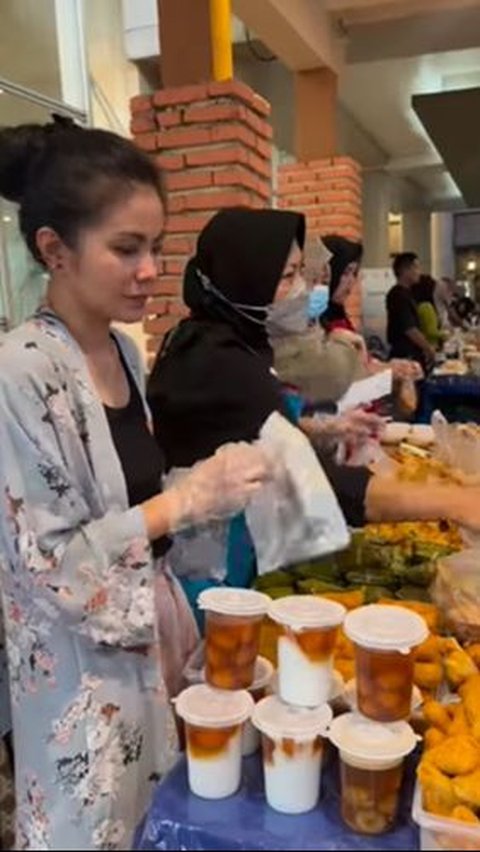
{"left": 412, "top": 782, "right": 480, "bottom": 851}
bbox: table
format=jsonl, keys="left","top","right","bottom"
{"left": 418, "top": 374, "right": 480, "bottom": 424}
{"left": 135, "top": 752, "right": 419, "bottom": 851}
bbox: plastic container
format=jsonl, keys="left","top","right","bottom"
{"left": 329, "top": 712, "right": 418, "bottom": 835}
{"left": 242, "top": 657, "right": 274, "bottom": 757}
{"left": 412, "top": 781, "right": 480, "bottom": 851}
{"left": 253, "top": 695, "right": 332, "bottom": 815}
{"left": 344, "top": 604, "right": 428, "bottom": 722}
{"left": 175, "top": 684, "right": 254, "bottom": 800}
{"left": 345, "top": 679, "right": 423, "bottom": 718}
{"left": 199, "top": 588, "right": 270, "bottom": 690}
{"left": 269, "top": 596, "right": 346, "bottom": 708}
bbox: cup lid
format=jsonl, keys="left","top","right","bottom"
{"left": 344, "top": 604, "right": 428, "bottom": 652}
{"left": 250, "top": 656, "right": 274, "bottom": 693}
{"left": 174, "top": 685, "right": 254, "bottom": 728}
{"left": 253, "top": 695, "right": 333, "bottom": 741}
{"left": 328, "top": 712, "right": 418, "bottom": 764}
{"left": 269, "top": 595, "right": 346, "bottom": 631}
{"left": 198, "top": 587, "right": 270, "bottom": 618}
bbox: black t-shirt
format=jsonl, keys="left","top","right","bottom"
{"left": 386, "top": 283, "right": 423, "bottom": 362}
{"left": 105, "top": 362, "right": 170, "bottom": 558}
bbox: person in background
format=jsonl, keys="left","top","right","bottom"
{"left": 387, "top": 252, "right": 436, "bottom": 371}
{"left": 320, "top": 235, "right": 363, "bottom": 334}
{"left": 148, "top": 208, "right": 480, "bottom": 617}
{"left": 0, "top": 121, "right": 269, "bottom": 850}
{"left": 412, "top": 274, "right": 444, "bottom": 348}
{"left": 436, "top": 276, "right": 461, "bottom": 329}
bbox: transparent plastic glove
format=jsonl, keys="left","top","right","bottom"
{"left": 165, "top": 442, "right": 271, "bottom": 532}
{"left": 390, "top": 359, "right": 424, "bottom": 381}
{"left": 304, "top": 410, "right": 385, "bottom": 450}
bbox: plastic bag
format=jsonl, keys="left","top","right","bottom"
{"left": 246, "top": 412, "right": 350, "bottom": 574}
{"left": 432, "top": 411, "right": 480, "bottom": 483}
{"left": 396, "top": 378, "right": 418, "bottom": 418}
{"left": 432, "top": 549, "right": 480, "bottom": 643}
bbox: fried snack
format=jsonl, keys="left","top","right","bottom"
{"left": 416, "top": 635, "right": 443, "bottom": 663}
{"left": 451, "top": 805, "right": 480, "bottom": 825}
{"left": 424, "top": 728, "right": 446, "bottom": 750}
{"left": 459, "top": 675, "right": 480, "bottom": 728}
{"left": 418, "top": 762, "right": 458, "bottom": 817}
{"left": 448, "top": 704, "right": 470, "bottom": 737}
{"left": 428, "top": 736, "right": 480, "bottom": 777}
{"left": 334, "top": 658, "right": 355, "bottom": 683}
{"left": 453, "top": 770, "right": 480, "bottom": 810}
{"left": 467, "top": 644, "right": 480, "bottom": 669}
{"left": 445, "top": 650, "right": 478, "bottom": 690}
{"left": 423, "top": 701, "right": 452, "bottom": 733}
{"left": 414, "top": 662, "right": 443, "bottom": 692}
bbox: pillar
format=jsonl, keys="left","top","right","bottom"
{"left": 431, "top": 212, "right": 455, "bottom": 281}
{"left": 362, "top": 170, "right": 391, "bottom": 268}
{"left": 130, "top": 80, "right": 273, "bottom": 360}
{"left": 278, "top": 156, "right": 363, "bottom": 327}
{"left": 294, "top": 68, "right": 337, "bottom": 162}
{"left": 402, "top": 210, "right": 432, "bottom": 272}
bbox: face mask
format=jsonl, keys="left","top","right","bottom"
{"left": 266, "top": 291, "right": 309, "bottom": 337}
{"left": 308, "top": 285, "right": 329, "bottom": 321}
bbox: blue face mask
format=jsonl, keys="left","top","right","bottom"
{"left": 308, "top": 285, "right": 329, "bottom": 320}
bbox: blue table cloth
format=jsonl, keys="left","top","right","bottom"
{"left": 419, "top": 374, "right": 480, "bottom": 423}
{"left": 135, "top": 752, "right": 419, "bottom": 851}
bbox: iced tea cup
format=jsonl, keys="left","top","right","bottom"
{"left": 175, "top": 684, "right": 254, "bottom": 800}
{"left": 242, "top": 656, "right": 274, "bottom": 757}
{"left": 269, "top": 596, "right": 346, "bottom": 708}
{"left": 329, "top": 713, "right": 418, "bottom": 835}
{"left": 344, "top": 605, "right": 428, "bottom": 722}
{"left": 199, "top": 588, "right": 270, "bottom": 690}
{"left": 253, "top": 695, "right": 333, "bottom": 815}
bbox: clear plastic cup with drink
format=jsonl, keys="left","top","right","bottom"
{"left": 199, "top": 588, "right": 270, "bottom": 690}
{"left": 329, "top": 712, "right": 418, "bottom": 835}
{"left": 269, "top": 596, "right": 346, "bottom": 708}
{"left": 253, "top": 695, "right": 333, "bottom": 815}
{"left": 242, "top": 656, "right": 274, "bottom": 757}
{"left": 175, "top": 684, "right": 254, "bottom": 800}
{"left": 344, "top": 604, "right": 428, "bottom": 722}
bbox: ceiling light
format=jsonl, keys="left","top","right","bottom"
{"left": 2, "top": 215, "right": 12, "bottom": 223}
{"left": 467, "top": 260, "right": 477, "bottom": 272}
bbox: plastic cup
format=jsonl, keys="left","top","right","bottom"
{"left": 344, "top": 605, "right": 428, "bottom": 722}
{"left": 242, "top": 656, "right": 274, "bottom": 757}
{"left": 269, "top": 596, "right": 346, "bottom": 708}
{"left": 199, "top": 588, "right": 270, "bottom": 690}
{"left": 175, "top": 684, "right": 254, "bottom": 800}
{"left": 253, "top": 695, "right": 333, "bottom": 815}
{"left": 329, "top": 712, "right": 418, "bottom": 835}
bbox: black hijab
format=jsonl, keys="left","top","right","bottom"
{"left": 412, "top": 275, "right": 437, "bottom": 307}
{"left": 147, "top": 208, "right": 306, "bottom": 468}
{"left": 320, "top": 235, "right": 363, "bottom": 330}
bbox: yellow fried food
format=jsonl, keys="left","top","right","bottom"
{"left": 451, "top": 806, "right": 480, "bottom": 825}
{"left": 460, "top": 675, "right": 480, "bottom": 727}
{"left": 418, "top": 762, "right": 458, "bottom": 817}
{"left": 416, "top": 635, "right": 442, "bottom": 663}
{"left": 322, "top": 590, "right": 365, "bottom": 610}
{"left": 453, "top": 770, "right": 480, "bottom": 810}
{"left": 467, "top": 644, "right": 480, "bottom": 668}
{"left": 335, "top": 631, "right": 355, "bottom": 658}
{"left": 428, "top": 736, "right": 480, "bottom": 777}
{"left": 448, "top": 704, "right": 470, "bottom": 737}
{"left": 445, "top": 649, "right": 478, "bottom": 689}
{"left": 424, "top": 728, "right": 446, "bottom": 750}
{"left": 423, "top": 701, "right": 452, "bottom": 733}
{"left": 414, "top": 662, "right": 443, "bottom": 691}
{"left": 334, "top": 658, "right": 355, "bottom": 682}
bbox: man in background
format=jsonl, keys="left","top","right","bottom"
{"left": 386, "top": 252, "right": 436, "bottom": 371}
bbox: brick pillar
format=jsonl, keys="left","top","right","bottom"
{"left": 130, "top": 80, "right": 273, "bottom": 360}
{"left": 278, "top": 156, "right": 363, "bottom": 328}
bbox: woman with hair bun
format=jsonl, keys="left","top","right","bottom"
{"left": 0, "top": 119, "right": 269, "bottom": 850}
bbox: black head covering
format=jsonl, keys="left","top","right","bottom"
{"left": 321, "top": 235, "right": 363, "bottom": 329}
{"left": 412, "top": 274, "right": 437, "bottom": 307}
{"left": 147, "top": 208, "right": 306, "bottom": 468}
{"left": 183, "top": 207, "right": 305, "bottom": 347}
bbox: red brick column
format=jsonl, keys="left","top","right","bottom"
{"left": 130, "top": 81, "right": 273, "bottom": 360}
{"left": 278, "top": 157, "right": 363, "bottom": 327}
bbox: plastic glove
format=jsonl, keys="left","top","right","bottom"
{"left": 390, "top": 359, "right": 424, "bottom": 381}
{"left": 303, "top": 410, "right": 385, "bottom": 450}
{"left": 165, "top": 442, "right": 271, "bottom": 532}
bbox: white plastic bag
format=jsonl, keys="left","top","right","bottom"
{"left": 246, "top": 413, "right": 350, "bottom": 574}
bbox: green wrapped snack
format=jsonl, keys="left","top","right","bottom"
{"left": 291, "top": 559, "right": 341, "bottom": 583}
{"left": 296, "top": 579, "right": 344, "bottom": 595}
{"left": 266, "top": 587, "right": 296, "bottom": 600}
{"left": 396, "top": 585, "right": 432, "bottom": 603}
{"left": 254, "top": 570, "right": 292, "bottom": 591}
{"left": 364, "top": 586, "right": 395, "bottom": 604}
{"left": 345, "top": 570, "right": 397, "bottom": 589}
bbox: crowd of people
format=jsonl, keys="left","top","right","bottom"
{"left": 0, "top": 118, "right": 479, "bottom": 851}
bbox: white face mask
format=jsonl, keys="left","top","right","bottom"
{"left": 266, "top": 280, "right": 309, "bottom": 337}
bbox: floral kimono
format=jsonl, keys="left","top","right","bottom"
{"left": 0, "top": 310, "right": 197, "bottom": 851}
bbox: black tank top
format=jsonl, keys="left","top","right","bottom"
{"left": 104, "top": 357, "right": 170, "bottom": 558}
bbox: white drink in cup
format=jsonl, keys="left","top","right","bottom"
{"left": 198, "top": 588, "right": 270, "bottom": 690}
{"left": 269, "top": 596, "right": 346, "bottom": 708}
{"left": 175, "top": 684, "right": 254, "bottom": 800}
{"left": 329, "top": 712, "right": 418, "bottom": 835}
{"left": 242, "top": 656, "right": 274, "bottom": 757}
{"left": 344, "top": 605, "right": 428, "bottom": 722}
{"left": 253, "top": 695, "right": 333, "bottom": 815}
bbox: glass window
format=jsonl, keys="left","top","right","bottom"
{"left": 0, "top": 0, "right": 63, "bottom": 101}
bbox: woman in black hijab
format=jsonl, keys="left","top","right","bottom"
{"left": 320, "top": 235, "right": 363, "bottom": 334}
